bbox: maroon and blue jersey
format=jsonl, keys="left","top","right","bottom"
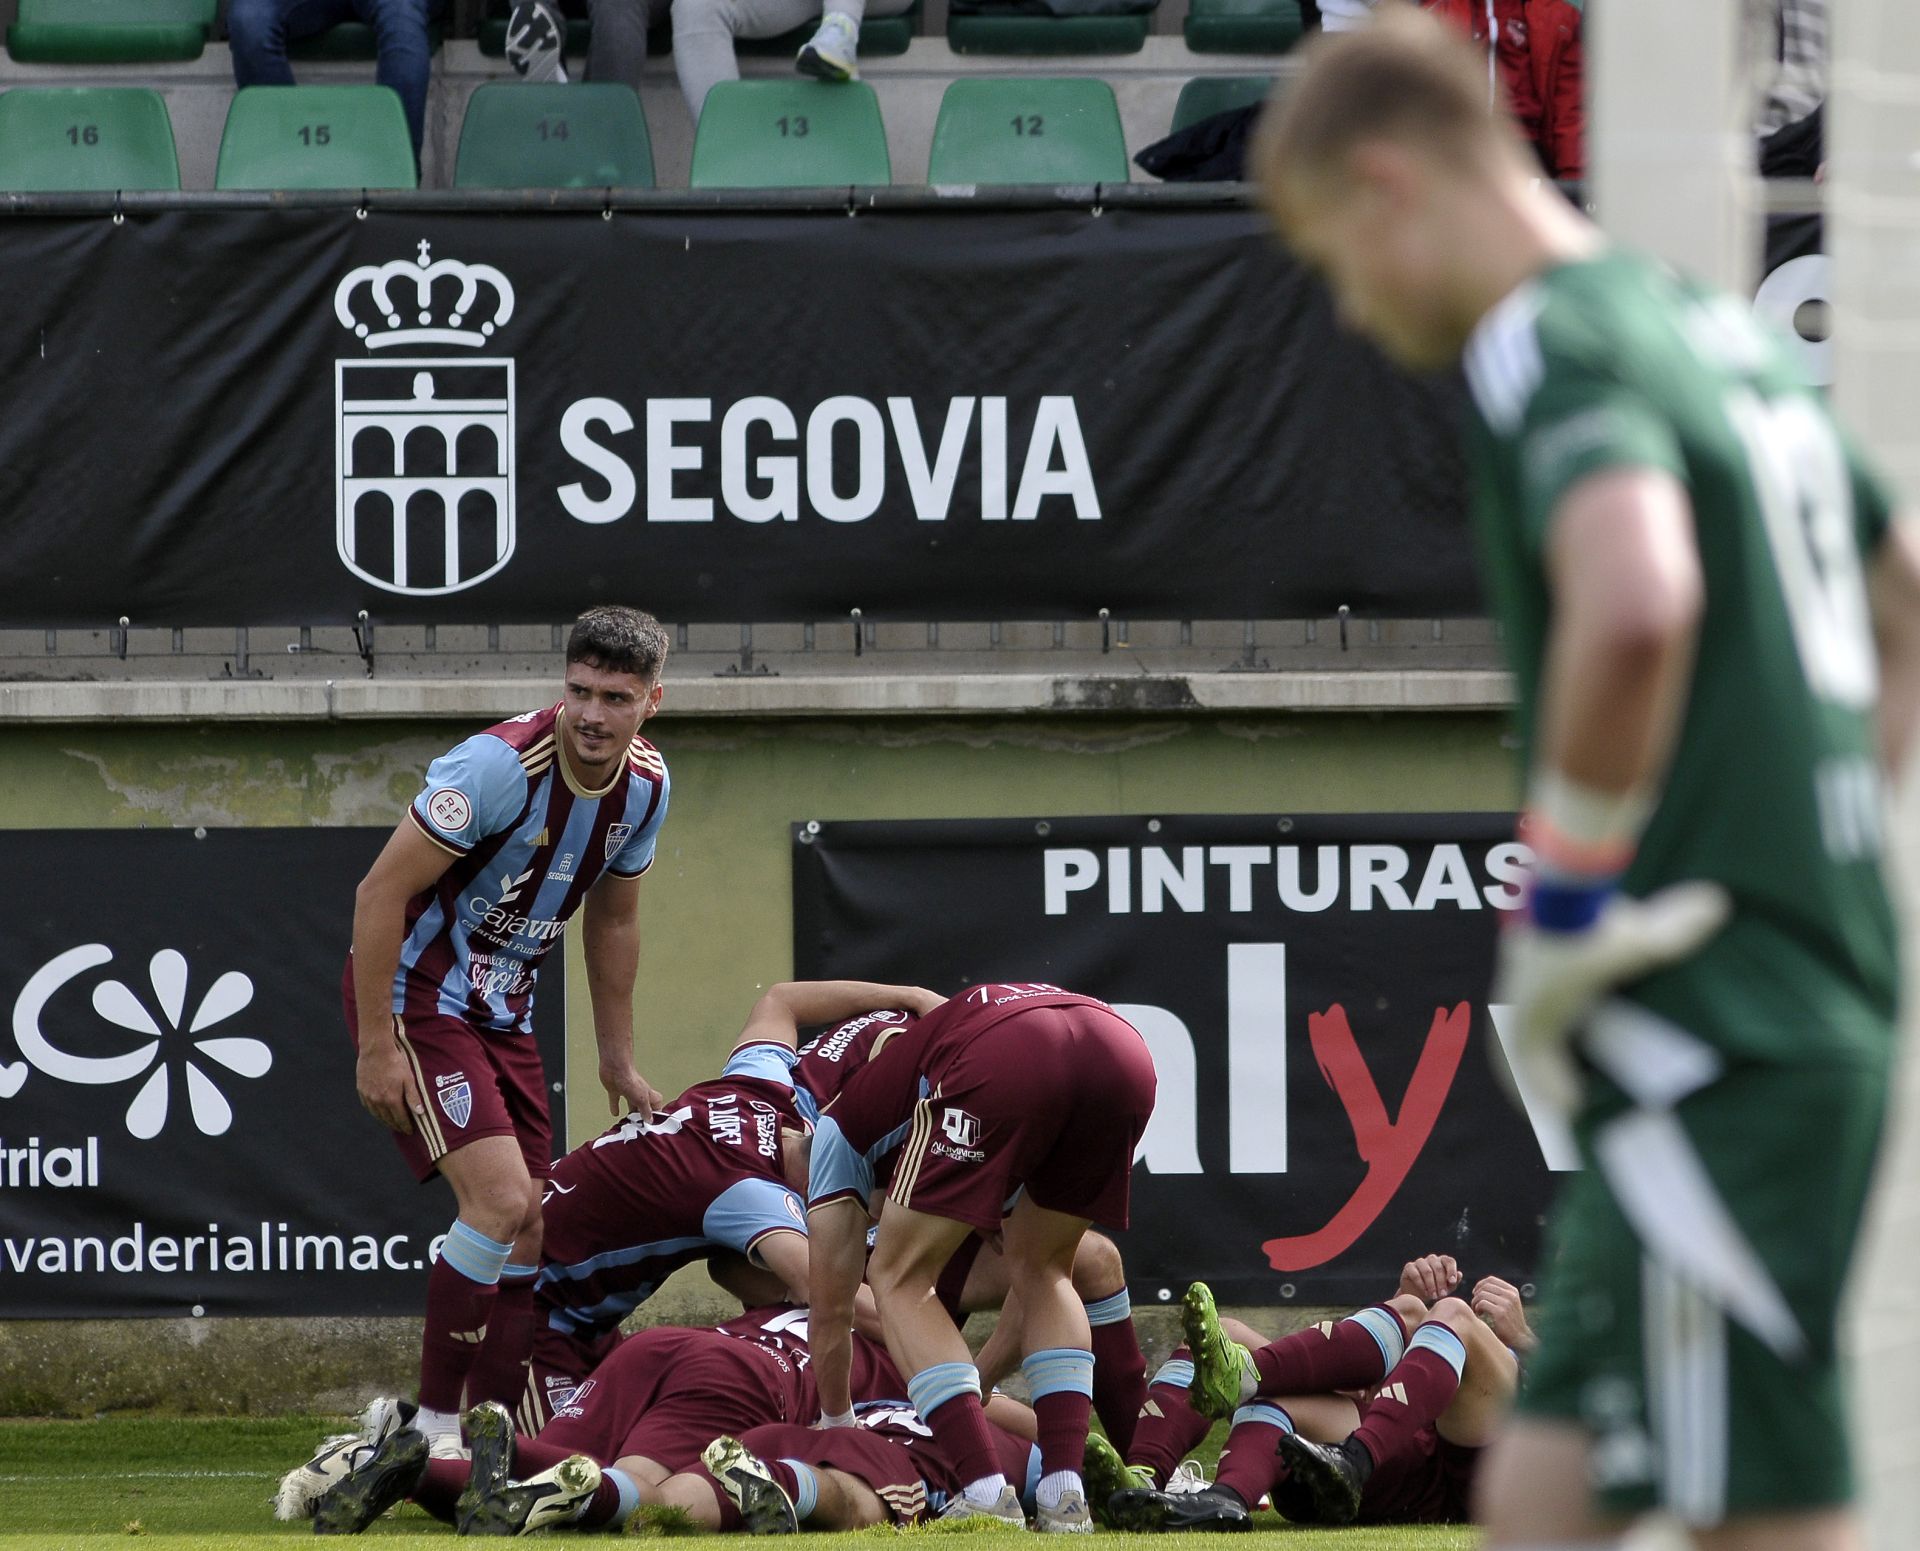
{"left": 393, "top": 702, "right": 669, "bottom": 1034}
{"left": 794, "top": 1007, "right": 918, "bottom": 1111}
{"left": 536, "top": 1043, "right": 814, "bottom": 1343}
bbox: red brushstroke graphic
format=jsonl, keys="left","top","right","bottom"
{"left": 1261, "top": 1002, "right": 1471, "bottom": 1271}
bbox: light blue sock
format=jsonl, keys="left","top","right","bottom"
{"left": 780, "top": 1460, "right": 820, "bottom": 1520}
{"left": 605, "top": 1468, "right": 641, "bottom": 1527}
{"left": 439, "top": 1219, "right": 512, "bottom": 1286}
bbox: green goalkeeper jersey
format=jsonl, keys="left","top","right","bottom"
{"left": 1462, "top": 248, "right": 1899, "bottom": 1067}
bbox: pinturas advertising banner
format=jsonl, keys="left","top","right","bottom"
{"left": 0, "top": 829, "right": 567, "bottom": 1317}
{"left": 792, "top": 812, "right": 1574, "bottom": 1306}
{"left": 0, "top": 200, "right": 1474, "bottom": 626}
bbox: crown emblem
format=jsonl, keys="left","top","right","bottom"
{"left": 333, "top": 240, "right": 516, "bottom": 350}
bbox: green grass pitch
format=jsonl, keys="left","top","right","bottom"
{"left": 0, "top": 1416, "right": 1477, "bottom": 1549}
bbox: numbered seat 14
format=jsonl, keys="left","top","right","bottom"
{"left": 456, "top": 83, "right": 653, "bottom": 189}
{"left": 215, "top": 84, "right": 415, "bottom": 190}
{"left": 689, "top": 80, "right": 890, "bottom": 190}
{"left": 0, "top": 87, "right": 179, "bottom": 191}
{"left": 928, "top": 78, "right": 1128, "bottom": 185}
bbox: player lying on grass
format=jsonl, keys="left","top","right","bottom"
{"left": 297, "top": 1304, "right": 928, "bottom": 1534}
{"left": 519, "top": 981, "right": 942, "bottom": 1433}
{"left": 1086, "top": 1255, "right": 1534, "bottom": 1530}
{"left": 806, "top": 981, "right": 1157, "bottom": 1531}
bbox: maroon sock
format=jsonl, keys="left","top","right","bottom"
{"left": 925, "top": 1393, "right": 1006, "bottom": 1489}
{"left": 577, "top": 1472, "right": 628, "bottom": 1529}
{"left": 1213, "top": 1409, "right": 1291, "bottom": 1508}
{"left": 411, "top": 1458, "right": 469, "bottom": 1524}
{"left": 693, "top": 1467, "right": 747, "bottom": 1531}
{"left": 1090, "top": 1315, "right": 1149, "bottom": 1455}
{"left": 419, "top": 1257, "right": 500, "bottom": 1414}
{"left": 509, "top": 1438, "right": 578, "bottom": 1477}
{"left": 1034, "top": 1386, "right": 1094, "bottom": 1481}
{"left": 1127, "top": 1348, "right": 1213, "bottom": 1486}
{"left": 465, "top": 1272, "right": 537, "bottom": 1412}
{"left": 1252, "top": 1305, "right": 1407, "bottom": 1398}
{"left": 1350, "top": 1328, "right": 1463, "bottom": 1468}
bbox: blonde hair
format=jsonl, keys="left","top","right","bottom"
{"left": 1252, "top": 3, "right": 1527, "bottom": 207}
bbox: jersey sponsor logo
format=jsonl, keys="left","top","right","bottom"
{"left": 5, "top": 944, "right": 273, "bottom": 1139}
{"left": 604, "top": 823, "right": 635, "bottom": 861}
{"left": 553, "top": 1378, "right": 595, "bottom": 1420}
{"left": 803, "top": 1009, "right": 904, "bottom": 1064}
{"left": 939, "top": 1107, "right": 979, "bottom": 1149}
{"left": 424, "top": 788, "right": 473, "bottom": 834}
{"left": 546, "top": 851, "right": 577, "bottom": 883}
{"left": 436, "top": 1074, "right": 473, "bottom": 1129}
{"left": 783, "top": 1191, "right": 804, "bottom": 1224}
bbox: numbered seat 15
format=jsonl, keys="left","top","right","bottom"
{"left": 216, "top": 85, "right": 416, "bottom": 191}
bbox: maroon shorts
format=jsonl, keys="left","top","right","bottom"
{"left": 536, "top": 1328, "right": 808, "bottom": 1469}
{"left": 889, "top": 1004, "right": 1156, "bottom": 1234}
{"left": 341, "top": 962, "right": 550, "bottom": 1183}
{"left": 522, "top": 1321, "right": 623, "bottom": 1435}
{"left": 732, "top": 1424, "right": 936, "bottom": 1525}
{"left": 1354, "top": 1426, "right": 1480, "bottom": 1526}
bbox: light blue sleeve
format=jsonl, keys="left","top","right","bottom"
{"left": 723, "top": 1042, "right": 800, "bottom": 1087}
{"left": 410, "top": 735, "right": 528, "bottom": 853}
{"left": 608, "top": 763, "right": 670, "bottom": 877}
{"left": 702, "top": 1176, "right": 807, "bottom": 1256}
{"left": 807, "top": 1116, "right": 873, "bottom": 1208}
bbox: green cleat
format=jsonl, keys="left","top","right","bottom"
{"left": 1181, "top": 1282, "right": 1254, "bottom": 1420}
{"left": 1082, "top": 1433, "right": 1152, "bottom": 1527}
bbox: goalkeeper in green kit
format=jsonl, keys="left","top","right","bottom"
{"left": 1251, "top": 9, "right": 1920, "bottom": 1550}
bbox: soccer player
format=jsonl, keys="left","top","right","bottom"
{"left": 344, "top": 606, "right": 672, "bottom": 1458}
{"left": 1253, "top": 11, "right": 1920, "bottom": 1549}
{"left": 806, "top": 981, "right": 1157, "bottom": 1531}
{"left": 523, "top": 979, "right": 944, "bottom": 1431}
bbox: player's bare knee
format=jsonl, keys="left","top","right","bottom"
{"left": 1388, "top": 1291, "right": 1429, "bottom": 1331}
{"left": 1070, "top": 1231, "right": 1125, "bottom": 1301}
{"left": 656, "top": 1471, "right": 723, "bottom": 1528}
{"left": 1427, "top": 1295, "right": 1477, "bottom": 1334}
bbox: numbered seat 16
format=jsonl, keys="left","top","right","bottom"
{"left": 215, "top": 85, "right": 415, "bottom": 191}
{"left": 1171, "top": 74, "right": 1275, "bottom": 133}
{"left": 927, "top": 78, "right": 1128, "bottom": 185}
{"left": 7, "top": 0, "right": 215, "bottom": 63}
{"left": 456, "top": 82, "right": 654, "bottom": 189}
{"left": 690, "top": 80, "right": 890, "bottom": 190}
{"left": 0, "top": 87, "right": 180, "bottom": 191}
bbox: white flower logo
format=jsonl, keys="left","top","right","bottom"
{"left": 6, "top": 945, "right": 273, "bottom": 1138}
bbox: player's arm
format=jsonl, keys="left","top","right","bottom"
{"left": 1870, "top": 518, "right": 1920, "bottom": 779}
{"left": 973, "top": 1285, "right": 1025, "bottom": 1392}
{"left": 350, "top": 821, "right": 458, "bottom": 1134}
{"left": 753, "top": 1226, "right": 885, "bottom": 1332}
{"left": 581, "top": 871, "right": 661, "bottom": 1121}
{"left": 806, "top": 1197, "right": 869, "bottom": 1423}
{"left": 733, "top": 981, "right": 948, "bottom": 1053}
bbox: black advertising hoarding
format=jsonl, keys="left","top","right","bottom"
{"left": 0, "top": 829, "right": 566, "bottom": 1317}
{"left": 792, "top": 813, "right": 1576, "bottom": 1306}
{"left": 0, "top": 202, "right": 1473, "bottom": 626}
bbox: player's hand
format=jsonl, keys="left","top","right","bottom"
{"left": 357, "top": 1016, "right": 425, "bottom": 1135}
{"left": 1492, "top": 881, "right": 1731, "bottom": 1116}
{"left": 601, "top": 1061, "right": 663, "bottom": 1122}
{"left": 900, "top": 987, "right": 948, "bottom": 1017}
{"left": 1398, "top": 1254, "right": 1460, "bottom": 1302}
{"left": 1471, "top": 1276, "right": 1537, "bottom": 1353}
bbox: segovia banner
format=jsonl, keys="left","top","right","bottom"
{"left": 792, "top": 811, "right": 1573, "bottom": 1307}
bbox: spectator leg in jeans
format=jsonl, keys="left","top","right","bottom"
{"left": 227, "top": 0, "right": 357, "bottom": 86}
{"left": 355, "top": 0, "right": 440, "bottom": 155}
{"left": 587, "top": 0, "right": 666, "bottom": 94}
{"left": 674, "top": 0, "right": 910, "bottom": 122}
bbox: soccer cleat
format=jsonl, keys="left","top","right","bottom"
{"left": 1081, "top": 1434, "right": 1151, "bottom": 1527}
{"left": 274, "top": 1433, "right": 371, "bottom": 1521}
{"left": 1034, "top": 1488, "right": 1093, "bottom": 1533}
{"left": 938, "top": 1484, "right": 1028, "bottom": 1526}
{"left": 463, "top": 1453, "right": 603, "bottom": 1536}
{"left": 356, "top": 1396, "right": 416, "bottom": 1448}
{"left": 796, "top": 11, "right": 860, "bottom": 81}
{"left": 455, "top": 1401, "right": 515, "bottom": 1535}
{"left": 505, "top": 0, "right": 569, "bottom": 83}
{"left": 1273, "top": 1434, "right": 1371, "bottom": 1526}
{"left": 703, "top": 1436, "right": 799, "bottom": 1534}
{"left": 1164, "top": 1460, "right": 1210, "bottom": 1495}
{"left": 311, "top": 1427, "right": 429, "bottom": 1535}
{"left": 1181, "top": 1282, "right": 1254, "bottom": 1419}
{"left": 1107, "top": 1483, "right": 1252, "bottom": 1533}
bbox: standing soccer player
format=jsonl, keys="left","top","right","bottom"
{"left": 346, "top": 606, "right": 673, "bottom": 1459}
{"left": 1254, "top": 12, "right": 1920, "bottom": 1550}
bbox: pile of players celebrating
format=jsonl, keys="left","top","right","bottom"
{"left": 284, "top": 974, "right": 1532, "bottom": 1536}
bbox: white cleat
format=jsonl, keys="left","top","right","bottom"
{"left": 939, "top": 1483, "right": 1028, "bottom": 1527}
{"left": 796, "top": 11, "right": 861, "bottom": 81}
{"left": 1035, "top": 1488, "right": 1094, "bottom": 1533}
{"left": 272, "top": 1433, "right": 370, "bottom": 1521}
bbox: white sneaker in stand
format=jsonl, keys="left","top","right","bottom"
{"left": 797, "top": 12, "right": 861, "bottom": 81}
{"left": 506, "top": 0, "right": 570, "bottom": 83}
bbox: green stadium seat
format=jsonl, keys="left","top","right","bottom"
{"left": 0, "top": 87, "right": 180, "bottom": 192}
{"left": 1183, "top": 0, "right": 1303, "bottom": 54}
{"left": 1170, "top": 74, "right": 1275, "bottom": 133}
{"left": 947, "top": 5, "right": 1153, "bottom": 57}
{"left": 927, "top": 78, "right": 1127, "bottom": 185}
{"left": 690, "top": 80, "right": 889, "bottom": 189}
{"left": 287, "top": 22, "right": 445, "bottom": 61}
{"left": 215, "top": 86, "right": 417, "bottom": 191}
{"left": 738, "top": 0, "right": 919, "bottom": 59}
{"left": 7, "top": 0, "right": 215, "bottom": 63}
{"left": 455, "top": 82, "right": 654, "bottom": 188}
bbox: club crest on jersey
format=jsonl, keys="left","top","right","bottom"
{"left": 604, "top": 823, "right": 635, "bottom": 861}
{"left": 425, "top": 788, "right": 472, "bottom": 834}
{"left": 437, "top": 1074, "right": 473, "bottom": 1129}
{"left": 940, "top": 1108, "right": 980, "bottom": 1148}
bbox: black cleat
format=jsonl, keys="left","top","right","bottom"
{"left": 455, "top": 1401, "right": 515, "bottom": 1535}
{"left": 1274, "top": 1434, "right": 1371, "bottom": 1526}
{"left": 1106, "top": 1483, "right": 1251, "bottom": 1533}
{"left": 311, "top": 1427, "right": 429, "bottom": 1535}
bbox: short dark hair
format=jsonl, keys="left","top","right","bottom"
{"left": 566, "top": 606, "right": 669, "bottom": 682}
